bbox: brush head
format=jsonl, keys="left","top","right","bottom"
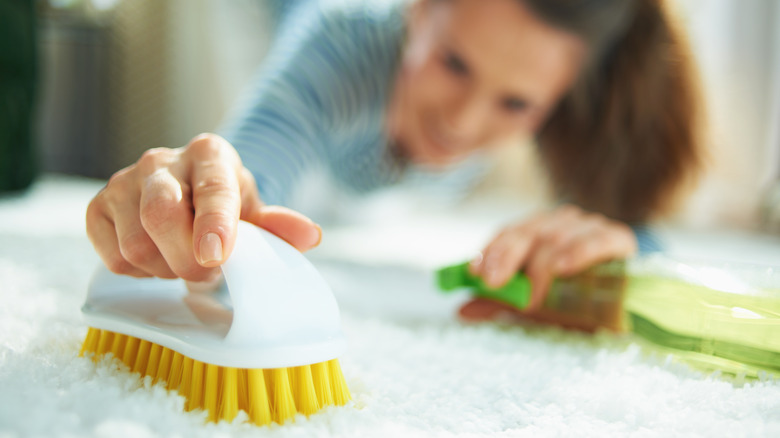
{"left": 80, "top": 328, "right": 351, "bottom": 425}
{"left": 80, "top": 221, "right": 351, "bottom": 424}
{"left": 82, "top": 221, "right": 347, "bottom": 369}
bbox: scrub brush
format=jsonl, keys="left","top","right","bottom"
{"left": 437, "top": 256, "right": 780, "bottom": 377}
{"left": 79, "top": 221, "right": 351, "bottom": 425}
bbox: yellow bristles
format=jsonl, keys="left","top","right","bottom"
{"left": 110, "top": 333, "right": 127, "bottom": 358}
{"left": 157, "top": 347, "right": 174, "bottom": 383}
{"left": 246, "top": 369, "right": 272, "bottom": 425}
{"left": 179, "top": 356, "right": 194, "bottom": 399}
{"left": 204, "top": 364, "right": 220, "bottom": 422}
{"left": 96, "top": 330, "right": 114, "bottom": 355}
{"left": 219, "top": 367, "right": 239, "bottom": 422}
{"left": 167, "top": 352, "right": 184, "bottom": 391}
{"left": 133, "top": 340, "right": 152, "bottom": 375}
{"left": 80, "top": 328, "right": 99, "bottom": 356}
{"left": 146, "top": 344, "right": 163, "bottom": 381}
{"left": 269, "top": 367, "right": 297, "bottom": 424}
{"left": 122, "top": 336, "right": 140, "bottom": 369}
{"left": 311, "top": 361, "right": 334, "bottom": 407}
{"left": 327, "top": 359, "right": 351, "bottom": 406}
{"left": 80, "top": 328, "right": 351, "bottom": 425}
{"left": 188, "top": 360, "right": 205, "bottom": 412}
{"left": 291, "top": 365, "right": 320, "bottom": 416}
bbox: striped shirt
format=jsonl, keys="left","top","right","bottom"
{"left": 218, "top": 0, "right": 661, "bottom": 253}
{"left": 219, "top": 0, "right": 485, "bottom": 208}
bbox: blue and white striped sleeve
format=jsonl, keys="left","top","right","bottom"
{"left": 217, "top": 6, "right": 334, "bottom": 206}
{"left": 217, "top": 2, "right": 405, "bottom": 206}
{"left": 632, "top": 224, "right": 663, "bottom": 254}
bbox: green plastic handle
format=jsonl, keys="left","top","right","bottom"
{"left": 436, "top": 262, "right": 531, "bottom": 310}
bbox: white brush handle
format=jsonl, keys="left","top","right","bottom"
{"left": 83, "top": 221, "right": 346, "bottom": 368}
{"left": 222, "top": 222, "right": 342, "bottom": 346}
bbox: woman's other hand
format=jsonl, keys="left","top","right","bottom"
{"left": 86, "top": 133, "right": 321, "bottom": 282}
{"left": 461, "top": 205, "right": 636, "bottom": 321}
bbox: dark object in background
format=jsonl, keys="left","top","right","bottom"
{"left": 36, "top": 3, "right": 113, "bottom": 179}
{"left": 0, "top": 0, "right": 38, "bottom": 192}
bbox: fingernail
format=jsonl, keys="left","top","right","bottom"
{"left": 199, "top": 232, "right": 223, "bottom": 265}
{"left": 313, "top": 223, "right": 323, "bottom": 247}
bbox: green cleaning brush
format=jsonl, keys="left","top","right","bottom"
{"left": 79, "top": 221, "right": 351, "bottom": 425}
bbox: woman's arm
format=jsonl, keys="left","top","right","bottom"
{"left": 218, "top": 3, "right": 405, "bottom": 205}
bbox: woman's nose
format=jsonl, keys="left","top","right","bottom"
{"left": 441, "top": 92, "right": 489, "bottom": 144}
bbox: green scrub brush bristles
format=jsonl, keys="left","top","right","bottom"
{"left": 79, "top": 328, "right": 351, "bottom": 425}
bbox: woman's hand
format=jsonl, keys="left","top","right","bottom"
{"left": 86, "top": 133, "right": 321, "bottom": 282}
{"left": 461, "top": 205, "right": 637, "bottom": 321}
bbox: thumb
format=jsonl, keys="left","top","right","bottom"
{"left": 242, "top": 203, "right": 322, "bottom": 252}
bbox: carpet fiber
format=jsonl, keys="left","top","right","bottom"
{"left": 1, "top": 176, "right": 779, "bottom": 438}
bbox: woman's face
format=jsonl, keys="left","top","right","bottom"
{"left": 388, "top": 0, "right": 586, "bottom": 167}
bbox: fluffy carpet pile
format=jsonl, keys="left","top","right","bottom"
{"left": 1, "top": 176, "right": 779, "bottom": 437}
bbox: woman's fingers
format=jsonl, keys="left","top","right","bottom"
{"left": 112, "top": 200, "right": 178, "bottom": 279}
{"left": 472, "top": 226, "right": 535, "bottom": 288}
{"left": 139, "top": 164, "right": 220, "bottom": 282}
{"left": 521, "top": 208, "right": 592, "bottom": 309}
{"left": 234, "top": 166, "right": 321, "bottom": 252}
{"left": 188, "top": 135, "right": 243, "bottom": 268}
{"left": 86, "top": 132, "right": 322, "bottom": 283}
{"left": 552, "top": 222, "right": 637, "bottom": 277}
{"left": 470, "top": 205, "right": 639, "bottom": 315}
{"left": 98, "top": 167, "right": 177, "bottom": 279}
{"left": 523, "top": 244, "right": 557, "bottom": 311}
{"left": 86, "top": 203, "right": 150, "bottom": 278}
{"left": 249, "top": 205, "right": 322, "bottom": 252}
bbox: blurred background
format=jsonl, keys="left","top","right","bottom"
{"left": 2, "top": 0, "right": 779, "bottom": 233}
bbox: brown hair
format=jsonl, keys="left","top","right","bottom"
{"left": 526, "top": 0, "right": 704, "bottom": 223}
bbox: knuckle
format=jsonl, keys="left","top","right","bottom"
{"left": 137, "top": 148, "right": 173, "bottom": 173}
{"left": 584, "top": 211, "right": 607, "bottom": 225}
{"left": 240, "top": 166, "right": 256, "bottom": 184}
{"left": 537, "top": 223, "right": 566, "bottom": 243}
{"left": 104, "top": 254, "right": 135, "bottom": 275}
{"left": 547, "top": 230, "right": 570, "bottom": 246}
{"left": 101, "top": 170, "right": 135, "bottom": 204}
{"left": 556, "top": 204, "right": 583, "bottom": 219}
{"left": 239, "top": 167, "right": 259, "bottom": 194}
{"left": 188, "top": 135, "right": 224, "bottom": 157}
{"left": 119, "top": 234, "right": 158, "bottom": 266}
{"left": 140, "top": 195, "right": 181, "bottom": 233}
{"left": 569, "top": 237, "right": 598, "bottom": 260}
{"left": 194, "top": 210, "right": 235, "bottom": 235}
{"left": 106, "top": 167, "right": 132, "bottom": 188}
{"left": 194, "top": 175, "right": 236, "bottom": 196}
{"left": 85, "top": 198, "right": 104, "bottom": 224}
{"left": 499, "top": 223, "right": 528, "bottom": 240}
{"left": 187, "top": 134, "right": 241, "bottom": 165}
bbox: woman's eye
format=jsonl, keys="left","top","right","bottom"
{"left": 443, "top": 52, "right": 469, "bottom": 76}
{"left": 502, "top": 97, "right": 529, "bottom": 113}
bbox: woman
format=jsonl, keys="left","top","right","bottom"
{"left": 86, "top": 0, "right": 701, "bottom": 320}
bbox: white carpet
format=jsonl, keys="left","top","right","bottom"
{"left": 1, "top": 175, "right": 780, "bottom": 438}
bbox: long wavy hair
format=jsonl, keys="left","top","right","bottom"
{"left": 526, "top": 0, "right": 704, "bottom": 223}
